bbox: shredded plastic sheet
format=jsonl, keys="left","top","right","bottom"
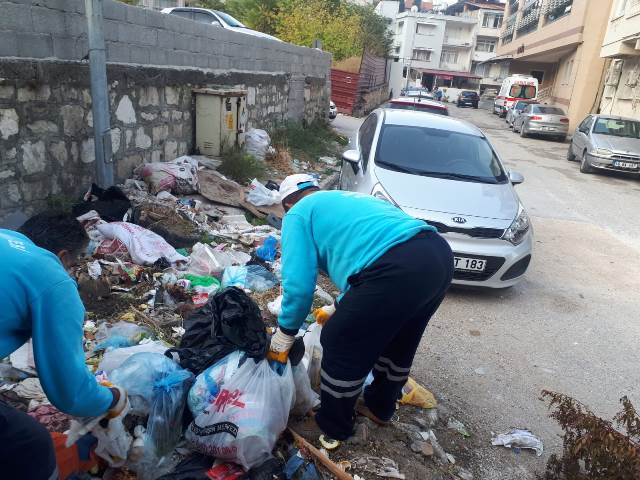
{"left": 135, "top": 156, "right": 199, "bottom": 195}
{"left": 247, "top": 179, "right": 280, "bottom": 207}
{"left": 491, "top": 429, "right": 544, "bottom": 456}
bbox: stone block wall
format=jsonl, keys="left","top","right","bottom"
{"left": 0, "top": 0, "right": 332, "bottom": 226}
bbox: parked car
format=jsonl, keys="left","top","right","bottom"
{"left": 161, "top": 7, "right": 281, "bottom": 41}
{"left": 401, "top": 87, "right": 433, "bottom": 99}
{"left": 506, "top": 100, "right": 536, "bottom": 128}
{"left": 339, "top": 108, "right": 533, "bottom": 288}
{"left": 567, "top": 115, "right": 640, "bottom": 174}
{"left": 329, "top": 100, "right": 337, "bottom": 120}
{"left": 513, "top": 104, "right": 569, "bottom": 141}
{"left": 383, "top": 97, "right": 448, "bottom": 116}
{"left": 456, "top": 90, "right": 479, "bottom": 109}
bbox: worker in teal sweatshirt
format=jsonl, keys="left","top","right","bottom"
{"left": 269, "top": 174, "right": 453, "bottom": 444}
{"left": 0, "top": 212, "right": 127, "bottom": 480}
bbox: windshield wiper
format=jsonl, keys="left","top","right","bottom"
{"left": 421, "top": 171, "right": 496, "bottom": 183}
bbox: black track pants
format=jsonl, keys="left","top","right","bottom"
{"left": 314, "top": 231, "right": 453, "bottom": 440}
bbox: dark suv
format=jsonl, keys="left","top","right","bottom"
{"left": 457, "top": 91, "right": 479, "bottom": 109}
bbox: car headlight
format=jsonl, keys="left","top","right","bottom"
{"left": 371, "top": 183, "right": 398, "bottom": 206}
{"left": 591, "top": 148, "right": 613, "bottom": 157}
{"left": 502, "top": 204, "right": 530, "bottom": 245}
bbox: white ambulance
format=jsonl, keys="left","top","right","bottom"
{"left": 493, "top": 74, "right": 539, "bottom": 117}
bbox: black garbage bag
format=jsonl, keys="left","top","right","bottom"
{"left": 71, "top": 183, "right": 131, "bottom": 222}
{"left": 167, "top": 287, "right": 268, "bottom": 375}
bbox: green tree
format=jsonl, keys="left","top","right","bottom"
{"left": 225, "top": 0, "right": 281, "bottom": 35}
{"left": 185, "top": 0, "right": 225, "bottom": 9}
{"left": 354, "top": 4, "right": 392, "bottom": 58}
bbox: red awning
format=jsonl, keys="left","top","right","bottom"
{"left": 418, "top": 69, "right": 481, "bottom": 79}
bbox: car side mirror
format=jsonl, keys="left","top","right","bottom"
{"left": 342, "top": 149, "right": 361, "bottom": 174}
{"left": 509, "top": 170, "right": 524, "bottom": 185}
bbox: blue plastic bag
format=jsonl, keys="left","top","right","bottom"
{"left": 222, "top": 265, "right": 278, "bottom": 292}
{"left": 256, "top": 236, "right": 277, "bottom": 262}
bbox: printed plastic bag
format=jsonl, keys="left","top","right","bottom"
{"left": 398, "top": 377, "right": 437, "bottom": 409}
{"left": 222, "top": 265, "right": 278, "bottom": 292}
{"left": 97, "top": 222, "right": 188, "bottom": 266}
{"left": 98, "top": 340, "right": 169, "bottom": 374}
{"left": 247, "top": 179, "right": 280, "bottom": 207}
{"left": 255, "top": 236, "right": 278, "bottom": 262}
{"left": 291, "top": 364, "right": 320, "bottom": 416}
{"left": 189, "top": 243, "right": 251, "bottom": 276}
{"left": 244, "top": 129, "right": 271, "bottom": 161}
{"left": 135, "top": 156, "right": 199, "bottom": 195}
{"left": 302, "top": 323, "right": 323, "bottom": 390}
{"left": 187, "top": 351, "right": 244, "bottom": 417}
{"left": 186, "top": 358, "right": 295, "bottom": 469}
{"left": 94, "top": 321, "right": 154, "bottom": 352}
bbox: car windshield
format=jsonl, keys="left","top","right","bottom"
{"left": 515, "top": 102, "right": 530, "bottom": 111}
{"left": 462, "top": 91, "right": 476, "bottom": 97}
{"left": 385, "top": 102, "right": 448, "bottom": 116}
{"left": 532, "top": 106, "right": 564, "bottom": 115}
{"left": 375, "top": 124, "right": 507, "bottom": 184}
{"left": 214, "top": 10, "right": 245, "bottom": 27}
{"left": 593, "top": 118, "right": 640, "bottom": 139}
{"left": 509, "top": 84, "right": 536, "bottom": 99}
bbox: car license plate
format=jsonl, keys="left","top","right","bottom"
{"left": 543, "top": 127, "right": 555, "bottom": 131}
{"left": 454, "top": 256, "right": 486, "bottom": 272}
{"left": 613, "top": 161, "right": 638, "bottom": 169}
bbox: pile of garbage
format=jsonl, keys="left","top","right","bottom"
{"left": 0, "top": 148, "right": 538, "bottom": 480}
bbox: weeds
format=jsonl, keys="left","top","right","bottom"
{"left": 270, "top": 120, "right": 347, "bottom": 163}
{"left": 218, "top": 148, "right": 265, "bottom": 185}
{"left": 539, "top": 390, "right": 640, "bottom": 479}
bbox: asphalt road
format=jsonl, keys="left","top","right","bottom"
{"left": 331, "top": 108, "right": 640, "bottom": 478}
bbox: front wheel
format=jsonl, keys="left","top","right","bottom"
{"left": 580, "top": 150, "right": 595, "bottom": 173}
{"left": 566, "top": 143, "right": 576, "bottom": 161}
{"left": 520, "top": 125, "right": 528, "bottom": 138}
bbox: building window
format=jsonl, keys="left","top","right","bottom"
{"left": 416, "top": 23, "right": 435, "bottom": 35}
{"left": 441, "top": 49, "right": 459, "bottom": 65}
{"left": 614, "top": 0, "right": 628, "bottom": 16}
{"left": 476, "top": 39, "right": 496, "bottom": 52}
{"left": 397, "top": 21, "right": 404, "bottom": 34}
{"left": 482, "top": 13, "right": 504, "bottom": 28}
{"left": 474, "top": 62, "right": 487, "bottom": 77}
{"left": 561, "top": 59, "right": 574, "bottom": 85}
{"left": 412, "top": 49, "right": 432, "bottom": 61}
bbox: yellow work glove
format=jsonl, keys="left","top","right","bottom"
{"left": 313, "top": 304, "right": 336, "bottom": 325}
{"left": 267, "top": 328, "right": 296, "bottom": 363}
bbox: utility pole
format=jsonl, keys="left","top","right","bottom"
{"left": 85, "top": 0, "right": 114, "bottom": 187}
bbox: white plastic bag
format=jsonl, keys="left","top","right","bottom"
{"left": 96, "top": 222, "right": 188, "bottom": 266}
{"left": 92, "top": 403, "right": 133, "bottom": 467}
{"left": 187, "top": 351, "right": 244, "bottom": 417}
{"left": 491, "top": 429, "right": 544, "bottom": 456}
{"left": 246, "top": 179, "right": 280, "bottom": 207}
{"left": 98, "top": 341, "right": 170, "bottom": 374}
{"left": 291, "top": 364, "right": 320, "bottom": 416}
{"left": 244, "top": 129, "right": 271, "bottom": 161}
{"left": 267, "top": 295, "right": 283, "bottom": 316}
{"left": 188, "top": 243, "right": 251, "bottom": 276}
{"left": 186, "top": 358, "right": 295, "bottom": 470}
{"left": 302, "top": 322, "right": 323, "bottom": 390}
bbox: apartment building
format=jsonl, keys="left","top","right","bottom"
{"left": 388, "top": 11, "right": 479, "bottom": 96}
{"left": 494, "top": 0, "right": 613, "bottom": 130}
{"left": 445, "top": 1, "right": 506, "bottom": 90}
{"left": 599, "top": 0, "right": 640, "bottom": 118}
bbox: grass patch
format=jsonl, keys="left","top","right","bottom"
{"left": 218, "top": 148, "right": 265, "bottom": 185}
{"left": 46, "top": 194, "right": 76, "bottom": 214}
{"left": 271, "top": 120, "right": 347, "bottom": 163}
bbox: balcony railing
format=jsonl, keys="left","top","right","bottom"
{"left": 545, "top": 0, "right": 573, "bottom": 22}
{"left": 517, "top": 1, "right": 541, "bottom": 35}
{"left": 444, "top": 37, "right": 473, "bottom": 47}
{"left": 509, "top": 0, "right": 519, "bottom": 14}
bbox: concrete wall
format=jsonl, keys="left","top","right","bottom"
{"left": 0, "top": 0, "right": 331, "bottom": 226}
{"left": 600, "top": 57, "right": 640, "bottom": 118}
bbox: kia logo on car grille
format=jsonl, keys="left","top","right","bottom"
{"left": 452, "top": 217, "right": 467, "bottom": 224}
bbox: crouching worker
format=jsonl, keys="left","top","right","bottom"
{"left": 0, "top": 212, "right": 127, "bottom": 479}
{"left": 268, "top": 174, "right": 454, "bottom": 445}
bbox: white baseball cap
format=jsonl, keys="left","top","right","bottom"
{"left": 279, "top": 174, "right": 319, "bottom": 202}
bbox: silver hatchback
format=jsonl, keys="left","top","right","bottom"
{"left": 339, "top": 109, "right": 533, "bottom": 288}
{"left": 513, "top": 104, "right": 569, "bottom": 141}
{"left": 568, "top": 115, "right": 640, "bottom": 174}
